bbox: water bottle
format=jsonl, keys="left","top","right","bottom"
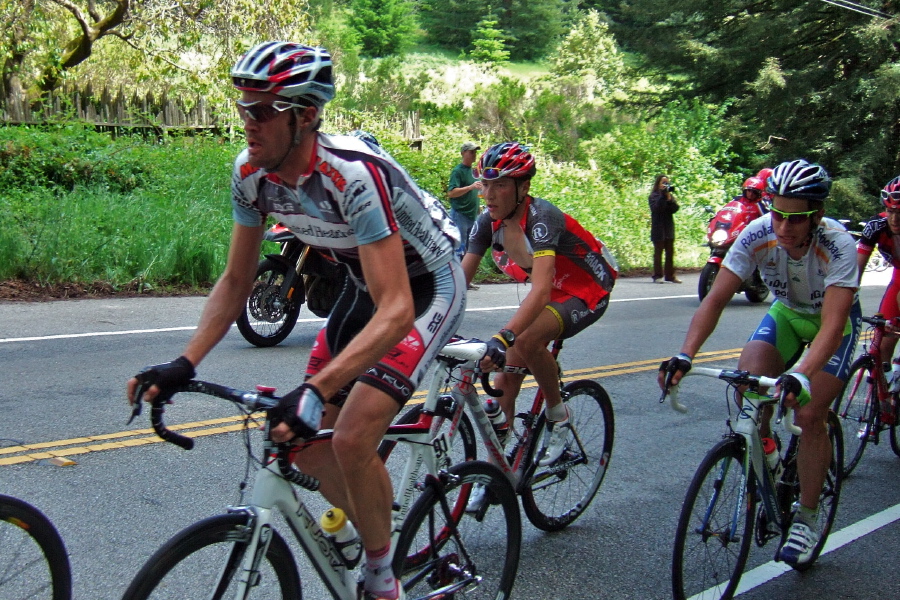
{"left": 761, "top": 437, "right": 782, "bottom": 481}
{"left": 483, "top": 397, "right": 509, "bottom": 445}
{"left": 320, "top": 508, "right": 362, "bottom": 568}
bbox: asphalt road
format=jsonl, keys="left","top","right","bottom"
{"left": 1, "top": 270, "right": 898, "bottom": 599}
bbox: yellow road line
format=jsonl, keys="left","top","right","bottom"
{"left": 1, "top": 349, "right": 743, "bottom": 466}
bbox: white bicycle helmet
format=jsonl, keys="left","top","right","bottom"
{"left": 765, "top": 159, "right": 831, "bottom": 201}
{"left": 232, "top": 42, "right": 335, "bottom": 108}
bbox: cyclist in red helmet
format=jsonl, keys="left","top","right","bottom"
{"left": 856, "top": 174, "right": 900, "bottom": 373}
{"left": 737, "top": 176, "right": 769, "bottom": 218}
{"left": 461, "top": 142, "right": 618, "bottom": 471}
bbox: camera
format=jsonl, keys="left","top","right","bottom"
{"left": 664, "top": 183, "right": 676, "bottom": 193}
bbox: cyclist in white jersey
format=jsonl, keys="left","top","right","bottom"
{"left": 127, "top": 42, "right": 464, "bottom": 600}
{"left": 659, "top": 159, "right": 861, "bottom": 567}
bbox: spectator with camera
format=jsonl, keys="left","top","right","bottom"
{"left": 649, "top": 174, "right": 681, "bottom": 283}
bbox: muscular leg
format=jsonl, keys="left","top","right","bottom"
{"left": 331, "top": 384, "right": 401, "bottom": 552}
{"left": 795, "top": 372, "right": 841, "bottom": 511}
{"left": 737, "top": 340, "right": 785, "bottom": 439}
{"left": 292, "top": 403, "right": 353, "bottom": 518}
{"left": 500, "top": 308, "right": 564, "bottom": 417}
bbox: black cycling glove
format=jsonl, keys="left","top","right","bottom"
{"left": 483, "top": 336, "right": 508, "bottom": 370}
{"left": 660, "top": 353, "right": 692, "bottom": 387}
{"left": 273, "top": 383, "right": 326, "bottom": 441}
{"left": 134, "top": 356, "right": 195, "bottom": 392}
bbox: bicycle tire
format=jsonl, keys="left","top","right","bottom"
{"left": 520, "top": 379, "right": 614, "bottom": 531}
{"left": 377, "top": 402, "right": 478, "bottom": 467}
{"left": 891, "top": 423, "right": 900, "bottom": 457}
{"left": 121, "top": 513, "right": 301, "bottom": 600}
{"left": 672, "top": 437, "right": 755, "bottom": 600}
{"left": 832, "top": 355, "right": 876, "bottom": 477}
{"left": 393, "top": 460, "right": 521, "bottom": 600}
{"left": 236, "top": 258, "right": 303, "bottom": 347}
{"left": 0, "top": 494, "right": 72, "bottom": 600}
{"left": 778, "top": 410, "right": 843, "bottom": 572}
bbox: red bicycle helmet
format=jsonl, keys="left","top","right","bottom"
{"left": 474, "top": 142, "right": 536, "bottom": 181}
{"left": 882, "top": 175, "right": 900, "bottom": 210}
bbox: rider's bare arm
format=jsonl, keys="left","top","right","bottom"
{"left": 500, "top": 254, "right": 554, "bottom": 336}
{"left": 658, "top": 267, "right": 743, "bottom": 390}
{"left": 305, "top": 232, "right": 414, "bottom": 401}
{"left": 183, "top": 223, "right": 267, "bottom": 367}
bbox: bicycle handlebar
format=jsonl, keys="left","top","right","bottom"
{"left": 665, "top": 367, "right": 801, "bottom": 436}
{"left": 128, "top": 380, "right": 320, "bottom": 490}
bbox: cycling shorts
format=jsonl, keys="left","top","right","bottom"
{"left": 878, "top": 274, "right": 900, "bottom": 321}
{"left": 546, "top": 291, "right": 609, "bottom": 340}
{"left": 305, "top": 261, "right": 465, "bottom": 406}
{"left": 747, "top": 299, "right": 862, "bottom": 381}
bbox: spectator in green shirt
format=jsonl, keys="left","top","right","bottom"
{"left": 448, "top": 142, "right": 483, "bottom": 275}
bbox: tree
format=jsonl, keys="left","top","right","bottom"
{"left": 470, "top": 13, "right": 510, "bottom": 66}
{"left": 550, "top": 9, "right": 625, "bottom": 98}
{"left": 600, "top": 1, "right": 900, "bottom": 193}
{"left": 419, "top": 0, "right": 565, "bottom": 61}
{"left": 347, "top": 0, "right": 417, "bottom": 57}
{"left": 0, "top": 0, "right": 312, "bottom": 101}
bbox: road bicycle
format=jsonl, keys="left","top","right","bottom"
{"left": 121, "top": 341, "right": 521, "bottom": 600}
{"left": 381, "top": 337, "right": 614, "bottom": 532}
{"left": 663, "top": 367, "right": 843, "bottom": 600}
{"left": 0, "top": 493, "right": 73, "bottom": 600}
{"left": 832, "top": 314, "right": 900, "bottom": 477}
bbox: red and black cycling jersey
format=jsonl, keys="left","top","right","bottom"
{"left": 857, "top": 212, "right": 900, "bottom": 271}
{"left": 231, "top": 133, "right": 459, "bottom": 283}
{"left": 468, "top": 196, "right": 617, "bottom": 310}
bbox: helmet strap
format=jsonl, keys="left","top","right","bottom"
{"left": 502, "top": 180, "right": 528, "bottom": 222}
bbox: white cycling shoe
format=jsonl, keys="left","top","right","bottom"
{"left": 777, "top": 521, "right": 819, "bottom": 566}
{"left": 465, "top": 483, "right": 487, "bottom": 513}
{"left": 538, "top": 408, "right": 574, "bottom": 467}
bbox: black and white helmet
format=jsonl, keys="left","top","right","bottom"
{"left": 231, "top": 42, "right": 334, "bottom": 108}
{"left": 765, "top": 159, "right": 831, "bottom": 201}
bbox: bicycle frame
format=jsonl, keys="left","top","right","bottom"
{"left": 670, "top": 368, "right": 802, "bottom": 532}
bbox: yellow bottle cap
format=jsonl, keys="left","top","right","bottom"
{"left": 320, "top": 507, "right": 347, "bottom": 534}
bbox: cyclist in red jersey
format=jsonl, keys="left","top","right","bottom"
{"left": 461, "top": 142, "right": 618, "bottom": 467}
{"left": 856, "top": 175, "right": 900, "bottom": 366}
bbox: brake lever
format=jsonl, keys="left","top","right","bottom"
{"left": 126, "top": 383, "right": 148, "bottom": 425}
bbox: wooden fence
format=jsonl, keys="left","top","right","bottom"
{"left": 0, "top": 84, "right": 423, "bottom": 146}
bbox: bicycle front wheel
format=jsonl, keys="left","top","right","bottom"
{"left": 672, "top": 437, "right": 755, "bottom": 600}
{"left": 521, "top": 379, "right": 614, "bottom": 531}
{"left": 0, "top": 494, "right": 72, "bottom": 600}
{"left": 891, "top": 423, "right": 900, "bottom": 457}
{"left": 122, "top": 513, "right": 301, "bottom": 600}
{"left": 393, "top": 461, "right": 521, "bottom": 600}
{"left": 833, "top": 355, "right": 877, "bottom": 477}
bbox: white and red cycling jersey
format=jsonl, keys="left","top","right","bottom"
{"left": 231, "top": 133, "right": 459, "bottom": 283}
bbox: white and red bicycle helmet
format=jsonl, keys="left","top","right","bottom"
{"left": 232, "top": 42, "right": 335, "bottom": 108}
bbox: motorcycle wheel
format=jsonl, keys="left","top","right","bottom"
{"left": 236, "top": 257, "right": 303, "bottom": 347}
{"left": 697, "top": 263, "right": 719, "bottom": 302}
{"left": 743, "top": 268, "right": 770, "bottom": 303}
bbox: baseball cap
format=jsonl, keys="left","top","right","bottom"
{"left": 461, "top": 142, "right": 480, "bottom": 152}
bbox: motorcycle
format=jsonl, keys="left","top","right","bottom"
{"left": 698, "top": 198, "right": 770, "bottom": 303}
{"left": 236, "top": 223, "right": 347, "bottom": 347}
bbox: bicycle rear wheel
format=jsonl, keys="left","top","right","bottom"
{"left": 891, "top": 423, "right": 900, "bottom": 457}
{"left": 778, "top": 411, "right": 843, "bottom": 572}
{"left": 393, "top": 461, "right": 521, "bottom": 600}
{"left": 521, "top": 380, "right": 614, "bottom": 531}
{"left": 672, "top": 437, "right": 755, "bottom": 600}
{"left": 833, "top": 355, "right": 876, "bottom": 477}
{"left": 0, "top": 494, "right": 72, "bottom": 600}
{"left": 121, "top": 513, "right": 301, "bottom": 599}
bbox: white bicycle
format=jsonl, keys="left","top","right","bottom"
{"left": 122, "top": 339, "right": 521, "bottom": 600}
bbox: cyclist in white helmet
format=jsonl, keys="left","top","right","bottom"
{"left": 659, "top": 158, "right": 861, "bottom": 567}
{"left": 128, "top": 41, "right": 465, "bottom": 600}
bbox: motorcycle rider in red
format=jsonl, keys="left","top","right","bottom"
{"left": 126, "top": 42, "right": 466, "bottom": 600}
{"left": 856, "top": 175, "right": 900, "bottom": 388}
{"left": 737, "top": 175, "right": 770, "bottom": 217}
